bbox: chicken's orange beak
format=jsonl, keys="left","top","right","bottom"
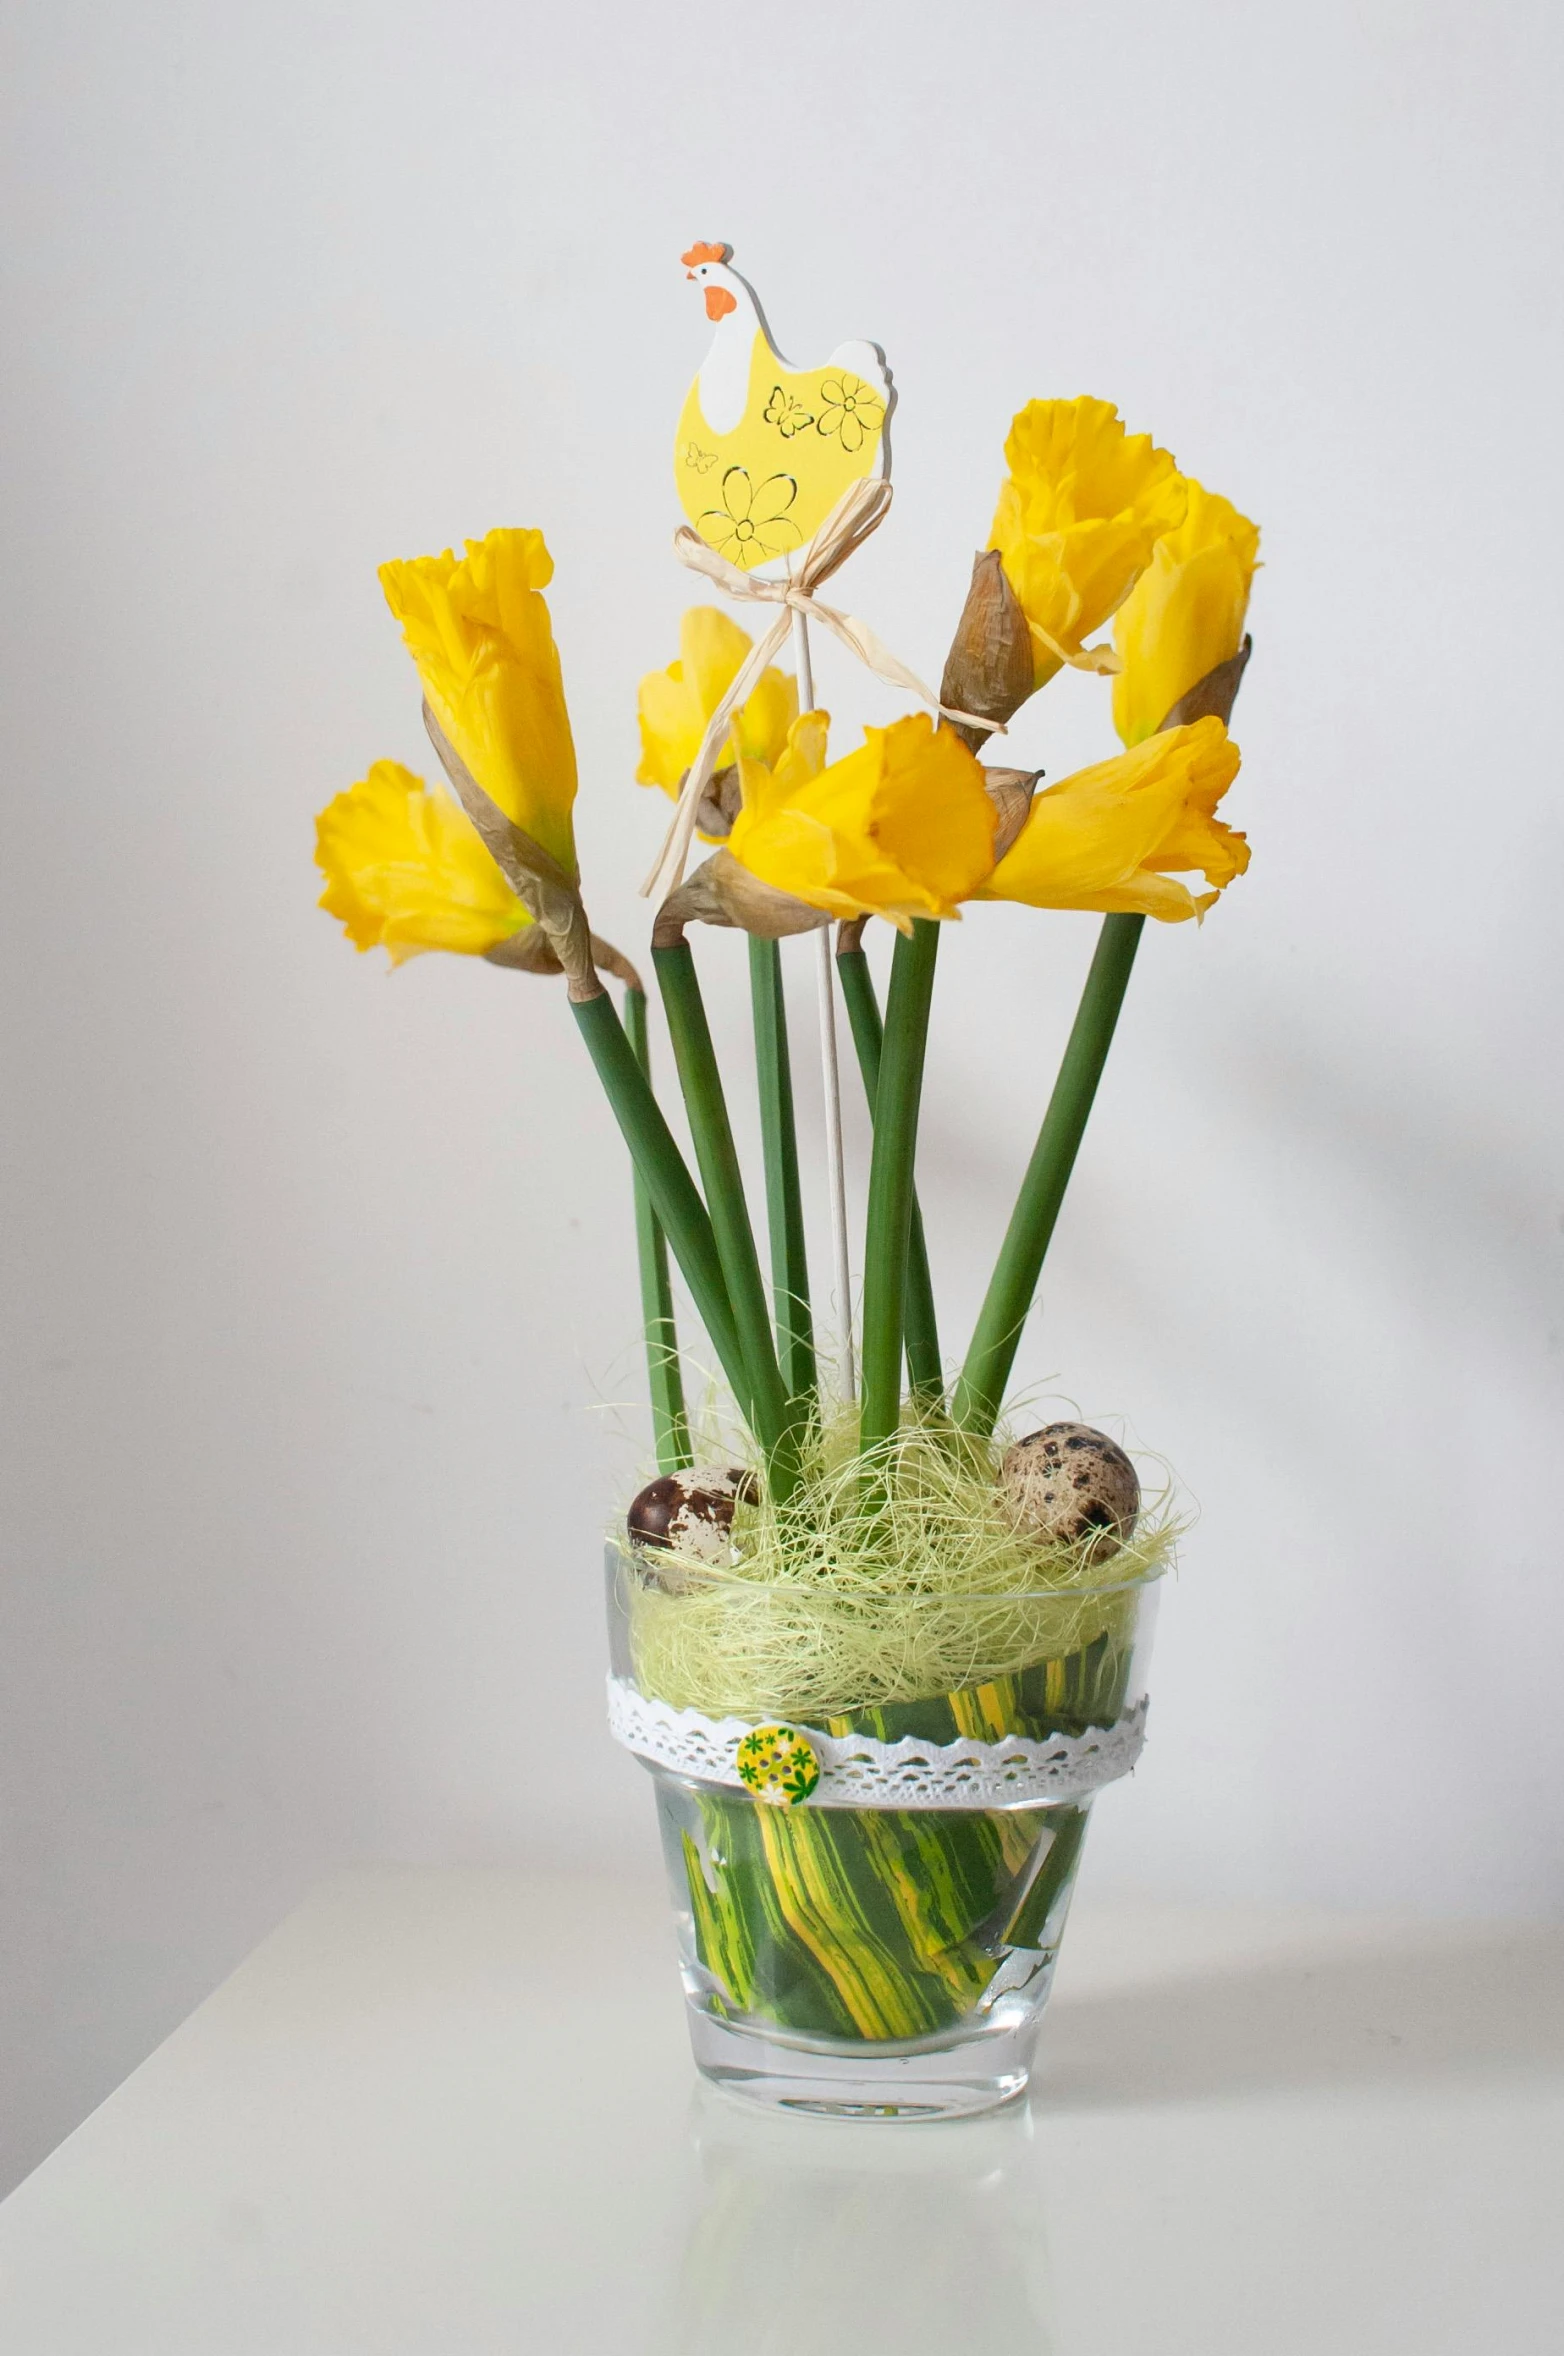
{"left": 685, "top": 270, "right": 696, "bottom": 281}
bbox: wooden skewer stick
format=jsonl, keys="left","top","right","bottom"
{"left": 791, "top": 606, "right": 856, "bottom": 1402}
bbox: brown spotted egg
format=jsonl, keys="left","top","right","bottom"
{"left": 626, "top": 1466, "right": 756, "bottom": 1578}
{"left": 999, "top": 1423, "right": 1140, "bottom": 1558}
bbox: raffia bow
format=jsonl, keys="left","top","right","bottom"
{"left": 640, "top": 477, "right": 1001, "bottom": 899}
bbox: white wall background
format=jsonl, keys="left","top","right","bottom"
{"left": 2, "top": 0, "right": 1560, "bottom": 2193}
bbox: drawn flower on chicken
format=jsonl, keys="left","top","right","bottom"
{"left": 696, "top": 467, "right": 804, "bottom": 570}
{"left": 816, "top": 374, "right": 885, "bottom": 456}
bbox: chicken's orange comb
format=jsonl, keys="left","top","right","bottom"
{"left": 681, "top": 241, "right": 730, "bottom": 268}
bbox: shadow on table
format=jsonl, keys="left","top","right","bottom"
{"left": 1038, "top": 1924, "right": 1564, "bottom": 2110}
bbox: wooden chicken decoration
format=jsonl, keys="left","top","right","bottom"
{"left": 674, "top": 242, "right": 893, "bottom": 572}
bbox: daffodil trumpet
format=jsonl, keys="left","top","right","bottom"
{"left": 988, "top": 397, "right": 1188, "bottom": 692}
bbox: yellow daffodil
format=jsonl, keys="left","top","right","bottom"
{"left": 728, "top": 711, "right": 997, "bottom": 930}
{"left": 315, "top": 759, "right": 529, "bottom": 967}
{"left": 1112, "top": 481, "right": 1260, "bottom": 746}
{"left": 990, "top": 398, "right": 1187, "bottom": 690}
{"left": 378, "top": 528, "right": 578, "bottom": 877}
{"left": 637, "top": 607, "right": 798, "bottom": 800}
{"left": 979, "top": 716, "right": 1247, "bottom": 923}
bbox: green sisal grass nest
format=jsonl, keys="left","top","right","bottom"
{"left": 617, "top": 1404, "right": 1178, "bottom": 1722}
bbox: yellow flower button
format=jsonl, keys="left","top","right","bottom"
{"left": 734, "top": 1725, "right": 820, "bottom": 1809}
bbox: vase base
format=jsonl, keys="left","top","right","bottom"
{"left": 684, "top": 1992, "right": 1046, "bottom": 2122}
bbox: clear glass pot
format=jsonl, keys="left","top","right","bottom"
{"left": 607, "top": 1547, "right": 1160, "bottom": 2120}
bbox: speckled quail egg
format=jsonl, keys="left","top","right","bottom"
{"left": 626, "top": 1466, "right": 756, "bottom": 1576}
{"left": 998, "top": 1423, "right": 1140, "bottom": 1557}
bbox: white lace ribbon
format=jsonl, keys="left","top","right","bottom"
{"left": 606, "top": 1675, "right": 1147, "bottom": 1810}
{"left": 640, "top": 477, "right": 1001, "bottom": 900}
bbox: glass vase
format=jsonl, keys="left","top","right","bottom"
{"left": 606, "top": 1545, "right": 1159, "bottom": 2120}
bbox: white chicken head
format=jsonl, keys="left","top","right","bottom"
{"left": 682, "top": 241, "right": 742, "bottom": 323}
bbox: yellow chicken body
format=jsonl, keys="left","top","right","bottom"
{"left": 674, "top": 242, "right": 892, "bottom": 573}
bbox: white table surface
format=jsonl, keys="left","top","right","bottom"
{"left": 1, "top": 1868, "right": 1559, "bottom": 2353}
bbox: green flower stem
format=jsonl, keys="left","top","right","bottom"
{"left": 653, "top": 943, "right": 798, "bottom": 1495}
{"left": 952, "top": 912, "right": 1146, "bottom": 1437}
{"left": 748, "top": 938, "right": 817, "bottom": 1412}
{"left": 570, "top": 991, "right": 750, "bottom": 1438}
{"left": 859, "top": 919, "right": 942, "bottom": 1454}
{"left": 622, "top": 988, "right": 692, "bottom": 1474}
{"left": 835, "top": 943, "right": 941, "bottom": 1397}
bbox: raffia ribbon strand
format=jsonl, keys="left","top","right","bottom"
{"left": 641, "top": 478, "right": 1002, "bottom": 900}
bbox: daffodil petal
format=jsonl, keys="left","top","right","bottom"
{"left": 639, "top": 608, "right": 800, "bottom": 810}
{"left": 736, "top": 663, "right": 800, "bottom": 766}
{"left": 680, "top": 606, "right": 754, "bottom": 718}
{"left": 315, "top": 761, "right": 530, "bottom": 965}
{"left": 636, "top": 666, "right": 704, "bottom": 794}
{"left": 771, "top": 708, "right": 830, "bottom": 795}
{"left": 1112, "top": 480, "right": 1260, "bottom": 746}
{"left": 980, "top": 717, "right": 1245, "bottom": 921}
